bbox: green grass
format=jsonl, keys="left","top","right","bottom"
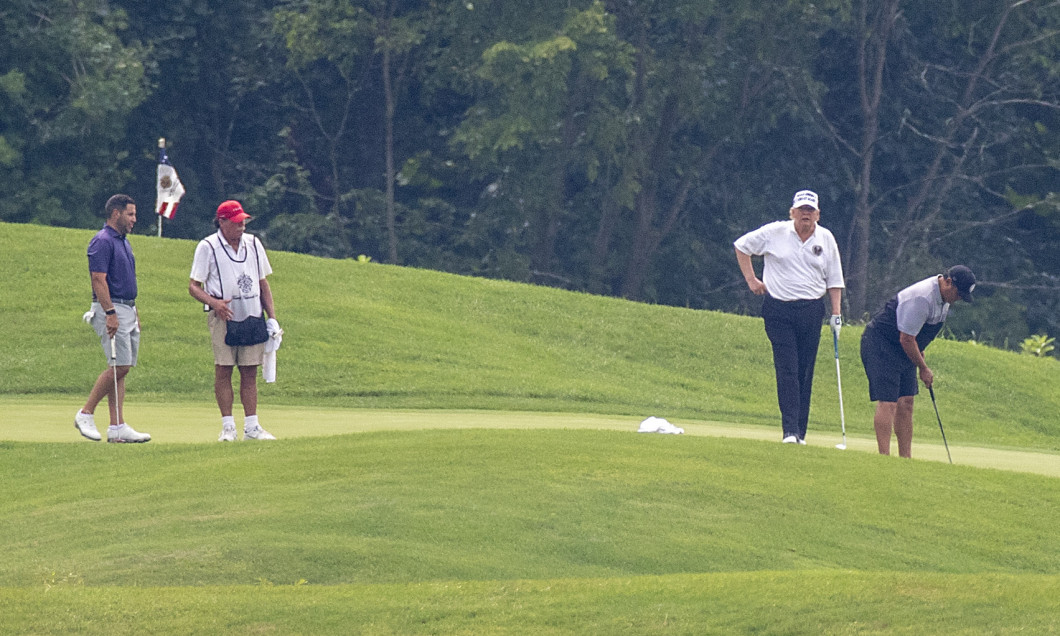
{"left": 2, "top": 221, "right": 1060, "bottom": 634}
{"left": 3, "top": 221, "right": 1060, "bottom": 450}
{"left": 1, "top": 431, "right": 1058, "bottom": 634}
{"left": 7, "top": 573, "right": 1059, "bottom": 635}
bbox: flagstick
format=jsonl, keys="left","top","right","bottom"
{"left": 157, "top": 137, "right": 166, "bottom": 238}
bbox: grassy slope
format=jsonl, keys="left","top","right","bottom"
{"left": 3, "top": 221, "right": 1060, "bottom": 451}
{"left": 2, "top": 221, "right": 1060, "bottom": 634}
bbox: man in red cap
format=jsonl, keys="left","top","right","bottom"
{"left": 188, "top": 200, "right": 282, "bottom": 441}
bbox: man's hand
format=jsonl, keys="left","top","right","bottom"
{"left": 212, "top": 298, "right": 234, "bottom": 321}
{"left": 105, "top": 312, "right": 119, "bottom": 337}
{"left": 746, "top": 277, "right": 767, "bottom": 296}
{"left": 919, "top": 365, "right": 934, "bottom": 388}
{"left": 830, "top": 315, "right": 842, "bottom": 338}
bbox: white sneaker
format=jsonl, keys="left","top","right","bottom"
{"left": 74, "top": 410, "right": 101, "bottom": 441}
{"left": 798, "top": 437, "right": 807, "bottom": 445}
{"left": 218, "top": 426, "right": 237, "bottom": 442}
{"left": 782, "top": 435, "right": 799, "bottom": 444}
{"left": 243, "top": 424, "right": 276, "bottom": 441}
{"left": 108, "top": 423, "right": 151, "bottom": 443}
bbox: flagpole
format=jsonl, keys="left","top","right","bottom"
{"left": 157, "top": 138, "right": 165, "bottom": 238}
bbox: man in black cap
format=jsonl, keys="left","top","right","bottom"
{"left": 860, "top": 266, "right": 976, "bottom": 457}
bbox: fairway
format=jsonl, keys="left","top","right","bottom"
{"left": 4, "top": 397, "right": 1058, "bottom": 478}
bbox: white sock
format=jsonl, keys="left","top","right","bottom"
{"left": 222, "top": 415, "right": 236, "bottom": 429}
{"left": 109, "top": 424, "right": 122, "bottom": 430}
{"left": 244, "top": 414, "right": 259, "bottom": 430}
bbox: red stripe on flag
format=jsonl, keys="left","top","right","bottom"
{"left": 159, "top": 202, "right": 178, "bottom": 220}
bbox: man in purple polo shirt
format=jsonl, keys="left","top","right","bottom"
{"left": 74, "top": 194, "right": 151, "bottom": 443}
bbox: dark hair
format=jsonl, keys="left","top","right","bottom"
{"left": 105, "top": 194, "right": 135, "bottom": 217}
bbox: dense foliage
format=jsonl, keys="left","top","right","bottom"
{"left": 2, "top": 0, "right": 1058, "bottom": 346}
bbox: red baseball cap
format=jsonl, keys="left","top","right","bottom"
{"left": 216, "top": 200, "right": 252, "bottom": 222}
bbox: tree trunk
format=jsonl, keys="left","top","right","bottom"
{"left": 845, "top": 0, "right": 900, "bottom": 317}
{"left": 382, "top": 11, "right": 399, "bottom": 265}
{"left": 620, "top": 92, "right": 678, "bottom": 299}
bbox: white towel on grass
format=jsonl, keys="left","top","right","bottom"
{"left": 638, "top": 416, "right": 684, "bottom": 435}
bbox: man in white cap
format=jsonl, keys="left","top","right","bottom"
{"left": 188, "top": 200, "right": 281, "bottom": 442}
{"left": 734, "top": 190, "right": 845, "bottom": 444}
{"left": 860, "top": 265, "right": 976, "bottom": 457}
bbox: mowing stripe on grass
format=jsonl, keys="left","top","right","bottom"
{"left": 3, "top": 397, "right": 1057, "bottom": 477}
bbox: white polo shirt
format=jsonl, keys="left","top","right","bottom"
{"left": 734, "top": 220, "right": 845, "bottom": 301}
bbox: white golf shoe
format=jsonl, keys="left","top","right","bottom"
{"left": 782, "top": 435, "right": 799, "bottom": 444}
{"left": 218, "top": 425, "right": 238, "bottom": 442}
{"left": 243, "top": 424, "right": 276, "bottom": 441}
{"left": 74, "top": 410, "right": 101, "bottom": 441}
{"left": 107, "top": 423, "right": 151, "bottom": 443}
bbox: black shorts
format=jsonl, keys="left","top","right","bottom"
{"left": 860, "top": 327, "right": 919, "bottom": 402}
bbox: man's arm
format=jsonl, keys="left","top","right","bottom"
{"left": 899, "top": 332, "right": 933, "bottom": 388}
{"left": 188, "top": 279, "right": 233, "bottom": 321}
{"left": 91, "top": 271, "right": 119, "bottom": 337}
{"left": 259, "top": 278, "right": 276, "bottom": 321}
{"left": 827, "top": 287, "right": 842, "bottom": 316}
{"left": 735, "top": 249, "right": 767, "bottom": 296}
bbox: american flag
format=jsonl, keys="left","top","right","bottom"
{"left": 155, "top": 142, "right": 185, "bottom": 220}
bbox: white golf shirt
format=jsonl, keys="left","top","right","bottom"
{"left": 734, "top": 220, "right": 844, "bottom": 301}
{"left": 895, "top": 276, "right": 949, "bottom": 336}
{"left": 190, "top": 231, "right": 273, "bottom": 322}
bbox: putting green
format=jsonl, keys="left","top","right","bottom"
{"left": 3, "top": 396, "right": 1057, "bottom": 478}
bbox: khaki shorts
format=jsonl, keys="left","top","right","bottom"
{"left": 208, "top": 310, "right": 265, "bottom": 367}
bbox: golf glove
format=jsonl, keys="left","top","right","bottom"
{"left": 830, "top": 315, "right": 842, "bottom": 338}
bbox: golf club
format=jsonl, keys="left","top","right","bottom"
{"left": 110, "top": 335, "right": 119, "bottom": 421}
{"left": 832, "top": 331, "right": 847, "bottom": 450}
{"left": 927, "top": 385, "right": 952, "bottom": 464}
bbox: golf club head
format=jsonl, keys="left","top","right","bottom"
{"left": 835, "top": 443, "right": 846, "bottom": 450}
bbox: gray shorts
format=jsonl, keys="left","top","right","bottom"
{"left": 208, "top": 310, "right": 265, "bottom": 367}
{"left": 90, "top": 302, "right": 139, "bottom": 366}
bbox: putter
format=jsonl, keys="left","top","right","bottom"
{"left": 927, "top": 385, "right": 953, "bottom": 464}
{"left": 832, "top": 331, "right": 847, "bottom": 450}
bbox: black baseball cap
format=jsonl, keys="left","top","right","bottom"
{"left": 946, "top": 265, "right": 976, "bottom": 302}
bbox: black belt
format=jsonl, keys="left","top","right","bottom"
{"left": 110, "top": 298, "right": 136, "bottom": 307}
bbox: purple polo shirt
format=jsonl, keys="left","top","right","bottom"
{"left": 87, "top": 225, "right": 137, "bottom": 301}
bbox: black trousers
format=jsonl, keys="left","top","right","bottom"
{"left": 762, "top": 295, "right": 826, "bottom": 439}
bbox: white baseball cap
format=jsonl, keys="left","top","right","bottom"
{"left": 792, "top": 190, "right": 819, "bottom": 210}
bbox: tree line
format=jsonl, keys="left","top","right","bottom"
{"left": 3, "top": 0, "right": 1059, "bottom": 349}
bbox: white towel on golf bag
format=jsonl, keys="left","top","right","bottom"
{"left": 263, "top": 319, "right": 283, "bottom": 383}
{"left": 638, "top": 416, "right": 684, "bottom": 435}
